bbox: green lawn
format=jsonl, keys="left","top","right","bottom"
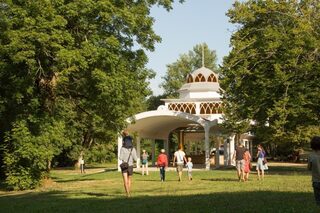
{"left": 0, "top": 163, "right": 318, "bottom": 212}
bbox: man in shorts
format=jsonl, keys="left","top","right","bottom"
{"left": 232, "top": 141, "right": 246, "bottom": 182}
{"left": 173, "top": 144, "right": 187, "bottom": 181}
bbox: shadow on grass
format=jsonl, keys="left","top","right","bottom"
{"left": 201, "top": 178, "right": 238, "bottom": 182}
{"left": 51, "top": 170, "right": 114, "bottom": 183}
{"left": 135, "top": 179, "right": 177, "bottom": 182}
{"left": 266, "top": 166, "right": 309, "bottom": 176}
{"left": 0, "top": 190, "right": 318, "bottom": 212}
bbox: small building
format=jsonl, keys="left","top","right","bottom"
{"left": 118, "top": 66, "right": 253, "bottom": 170}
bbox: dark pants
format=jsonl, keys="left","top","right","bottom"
{"left": 80, "top": 164, "right": 85, "bottom": 173}
{"left": 160, "top": 166, "right": 165, "bottom": 181}
{"left": 313, "top": 182, "right": 320, "bottom": 206}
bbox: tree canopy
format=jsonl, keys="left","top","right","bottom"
{"left": 160, "top": 43, "right": 218, "bottom": 97}
{"left": 220, "top": 0, "right": 320, "bottom": 149}
{"left": 0, "top": 0, "right": 183, "bottom": 189}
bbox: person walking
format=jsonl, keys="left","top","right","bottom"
{"left": 119, "top": 130, "right": 137, "bottom": 197}
{"left": 243, "top": 149, "right": 251, "bottom": 181}
{"left": 256, "top": 144, "right": 266, "bottom": 180}
{"left": 79, "top": 155, "right": 85, "bottom": 174}
{"left": 308, "top": 136, "right": 320, "bottom": 206}
{"left": 173, "top": 144, "right": 187, "bottom": 181}
{"left": 232, "top": 141, "right": 246, "bottom": 182}
{"left": 141, "top": 149, "right": 149, "bottom": 176}
{"left": 186, "top": 157, "right": 193, "bottom": 181}
{"left": 157, "top": 149, "right": 168, "bottom": 182}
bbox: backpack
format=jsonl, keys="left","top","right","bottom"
{"left": 157, "top": 154, "right": 167, "bottom": 166}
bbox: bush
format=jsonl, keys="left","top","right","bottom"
{"left": 3, "top": 120, "right": 71, "bottom": 190}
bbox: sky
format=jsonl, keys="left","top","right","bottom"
{"left": 146, "top": 0, "right": 237, "bottom": 96}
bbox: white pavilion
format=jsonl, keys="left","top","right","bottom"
{"left": 118, "top": 65, "right": 253, "bottom": 170}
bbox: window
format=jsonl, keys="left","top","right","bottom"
{"left": 207, "top": 74, "right": 217, "bottom": 82}
{"left": 187, "top": 74, "right": 193, "bottom": 83}
{"left": 195, "top": 73, "right": 206, "bottom": 82}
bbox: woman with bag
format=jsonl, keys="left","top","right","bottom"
{"left": 256, "top": 144, "right": 266, "bottom": 180}
{"left": 119, "top": 130, "right": 137, "bottom": 197}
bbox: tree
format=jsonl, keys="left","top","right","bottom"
{"left": 161, "top": 43, "right": 219, "bottom": 97}
{"left": 146, "top": 94, "right": 167, "bottom": 111}
{"left": 0, "top": 0, "right": 184, "bottom": 189}
{"left": 220, "top": 0, "right": 320, "bottom": 151}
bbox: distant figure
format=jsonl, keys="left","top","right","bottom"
{"left": 119, "top": 130, "right": 137, "bottom": 197}
{"left": 141, "top": 149, "right": 149, "bottom": 176}
{"left": 232, "top": 141, "right": 246, "bottom": 182}
{"left": 256, "top": 144, "right": 266, "bottom": 180}
{"left": 186, "top": 157, "right": 193, "bottom": 181}
{"left": 173, "top": 144, "right": 187, "bottom": 181}
{"left": 308, "top": 136, "right": 320, "bottom": 206}
{"left": 157, "top": 149, "right": 168, "bottom": 182}
{"left": 243, "top": 149, "right": 251, "bottom": 181}
{"left": 79, "top": 155, "right": 85, "bottom": 174}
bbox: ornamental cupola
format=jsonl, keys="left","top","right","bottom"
{"left": 178, "top": 66, "right": 220, "bottom": 99}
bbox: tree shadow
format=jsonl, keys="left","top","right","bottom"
{"left": 135, "top": 179, "right": 177, "bottom": 182}
{"left": 0, "top": 190, "right": 318, "bottom": 212}
{"left": 201, "top": 178, "right": 238, "bottom": 182}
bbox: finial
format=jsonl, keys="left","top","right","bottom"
{"left": 202, "top": 44, "right": 204, "bottom": 67}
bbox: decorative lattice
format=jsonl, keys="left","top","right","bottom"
{"left": 207, "top": 74, "right": 217, "bottom": 82}
{"left": 168, "top": 103, "right": 196, "bottom": 114}
{"left": 200, "top": 102, "right": 223, "bottom": 114}
{"left": 195, "top": 73, "right": 206, "bottom": 82}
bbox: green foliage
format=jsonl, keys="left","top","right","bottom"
{"left": 0, "top": 0, "right": 183, "bottom": 189}
{"left": 221, "top": 0, "right": 320, "bottom": 149}
{"left": 146, "top": 94, "right": 167, "bottom": 110}
{"left": 3, "top": 119, "right": 71, "bottom": 190}
{"left": 161, "top": 43, "right": 219, "bottom": 97}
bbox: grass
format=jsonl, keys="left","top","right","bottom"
{"left": 0, "top": 162, "right": 318, "bottom": 212}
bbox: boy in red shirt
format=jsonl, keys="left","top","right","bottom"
{"left": 157, "top": 149, "right": 168, "bottom": 182}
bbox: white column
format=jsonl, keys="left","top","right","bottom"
{"left": 204, "top": 124, "right": 210, "bottom": 170}
{"left": 229, "top": 134, "right": 235, "bottom": 165}
{"left": 151, "top": 139, "right": 156, "bottom": 166}
{"left": 195, "top": 102, "right": 201, "bottom": 114}
{"left": 117, "top": 135, "right": 123, "bottom": 172}
{"left": 136, "top": 136, "right": 141, "bottom": 169}
{"left": 215, "top": 136, "right": 220, "bottom": 169}
{"left": 224, "top": 138, "right": 228, "bottom": 166}
{"left": 164, "top": 139, "right": 169, "bottom": 154}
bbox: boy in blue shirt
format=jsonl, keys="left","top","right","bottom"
{"left": 186, "top": 157, "right": 193, "bottom": 181}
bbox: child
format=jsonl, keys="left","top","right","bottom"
{"left": 308, "top": 136, "right": 320, "bottom": 206}
{"left": 186, "top": 157, "right": 193, "bottom": 181}
{"left": 157, "top": 149, "right": 168, "bottom": 182}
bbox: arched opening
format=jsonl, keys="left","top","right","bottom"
{"left": 195, "top": 73, "right": 206, "bottom": 82}
{"left": 186, "top": 74, "right": 193, "bottom": 83}
{"left": 208, "top": 74, "right": 217, "bottom": 82}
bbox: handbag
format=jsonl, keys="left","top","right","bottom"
{"left": 263, "top": 158, "right": 267, "bottom": 165}
{"left": 120, "top": 148, "right": 132, "bottom": 171}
